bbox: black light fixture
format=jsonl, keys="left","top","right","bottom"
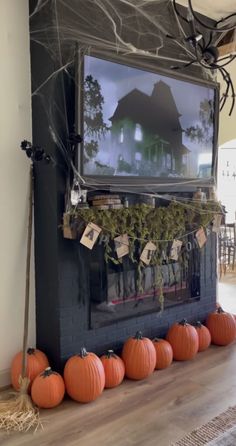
{"left": 20, "top": 140, "right": 52, "bottom": 163}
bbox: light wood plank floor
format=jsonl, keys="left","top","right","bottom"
{"left": 0, "top": 343, "right": 236, "bottom": 446}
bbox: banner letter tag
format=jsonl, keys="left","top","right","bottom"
{"left": 140, "top": 242, "right": 157, "bottom": 265}
{"left": 80, "top": 222, "right": 102, "bottom": 249}
{"left": 170, "top": 240, "right": 183, "bottom": 261}
{"left": 114, "top": 234, "right": 129, "bottom": 258}
{"left": 196, "top": 227, "right": 207, "bottom": 248}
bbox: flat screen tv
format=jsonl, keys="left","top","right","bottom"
{"left": 78, "top": 53, "right": 219, "bottom": 188}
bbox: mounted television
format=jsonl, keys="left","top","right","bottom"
{"left": 78, "top": 53, "right": 219, "bottom": 188}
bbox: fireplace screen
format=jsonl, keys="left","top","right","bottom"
{"left": 89, "top": 242, "right": 200, "bottom": 328}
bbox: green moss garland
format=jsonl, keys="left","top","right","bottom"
{"left": 68, "top": 201, "right": 221, "bottom": 309}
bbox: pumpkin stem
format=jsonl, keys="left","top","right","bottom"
{"left": 153, "top": 338, "right": 161, "bottom": 342}
{"left": 217, "top": 307, "right": 224, "bottom": 314}
{"left": 42, "top": 367, "right": 53, "bottom": 377}
{"left": 107, "top": 350, "right": 115, "bottom": 358}
{"left": 179, "top": 319, "right": 188, "bottom": 326}
{"left": 194, "top": 321, "right": 202, "bottom": 328}
{"left": 27, "top": 347, "right": 35, "bottom": 355}
{"left": 134, "top": 331, "right": 143, "bottom": 340}
{"left": 80, "top": 347, "right": 88, "bottom": 358}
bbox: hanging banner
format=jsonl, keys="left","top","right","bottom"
{"left": 140, "top": 241, "right": 157, "bottom": 265}
{"left": 80, "top": 222, "right": 102, "bottom": 249}
{"left": 114, "top": 234, "right": 129, "bottom": 258}
{"left": 212, "top": 214, "right": 222, "bottom": 233}
{"left": 170, "top": 239, "right": 183, "bottom": 261}
{"left": 195, "top": 227, "right": 207, "bottom": 248}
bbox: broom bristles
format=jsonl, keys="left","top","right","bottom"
{"left": 0, "top": 377, "right": 42, "bottom": 432}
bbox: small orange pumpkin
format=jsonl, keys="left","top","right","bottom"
{"left": 122, "top": 331, "right": 156, "bottom": 380}
{"left": 166, "top": 319, "right": 199, "bottom": 361}
{"left": 100, "top": 350, "right": 125, "bottom": 388}
{"left": 206, "top": 307, "right": 236, "bottom": 346}
{"left": 194, "top": 321, "right": 211, "bottom": 352}
{"left": 31, "top": 367, "right": 65, "bottom": 409}
{"left": 152, "top": 338, "right": 173, "bottom": 369}
{"left": 64, "top": 348, "right": 105, "bottom": 403}
{"left": 11, "top": 348, "right": 49, "bottom": 391}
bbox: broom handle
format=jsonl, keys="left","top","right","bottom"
{"left": 21, "top": 165, "right": 34, "bottom": 379}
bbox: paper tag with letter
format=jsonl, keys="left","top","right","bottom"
{"left": 80, "top": 222, "right": 102, "bottom": 249}
{"left": 196, "top": 227, "right": 207, "bottom": 248}
{"left": 140, "top": 242, "right": 157, "bottom": 265}
{"left": 114, "top": 234, "right": 129, "bottom": 258}
{"left": 170, "top": 240, "right": 182, "bottom": 261}
{"left": 212, "top": 214, "right": 222, "bottom": 233}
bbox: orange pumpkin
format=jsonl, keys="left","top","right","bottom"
{"left": 31, "top": 367, "right": 65, "bottom": 409}
{"left": 11, "top": 347, "right": 49, "bottom": 391}
{"left": 64, "top": 348, "right": 105, "bottom": 403}
{"left": 122, "top": 331, "right": 156, "bottom": 380}
{"left": 233, "top": 315, "right": 236, "bottom": 338}
{"left": 206, "top": 307, "right": 236, "bottom": 346}
{"left": 166, "top": 319, "right": 199, "bottom": 361}
{"left": 100, "top": 350, "right": 125, "bottom": 388}
{"left": 194, "top": 321, "right": 211, "bottom": 352}
{"left": 152, "top": 338, "right": 173, "bottom": 369}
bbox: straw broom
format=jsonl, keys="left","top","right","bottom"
{"left": 0, "top": 164, "right": 42, "bottom": 432}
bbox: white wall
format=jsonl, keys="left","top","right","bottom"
{"left": 0, "top": 0, "right": 35, "bottom": 387}
{"left": 218, "top": 58, "right": 236, "bottom": 147}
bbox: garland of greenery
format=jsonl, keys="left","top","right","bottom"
{"left": 68, "top": 201, "right": 221, "bottom": 309}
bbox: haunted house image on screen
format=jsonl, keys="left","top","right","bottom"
{"left": 109, "top": 82, "right": 189, "bottom": 177}
{"left": 82, "top": 56, "right": 215, "bottom": 178}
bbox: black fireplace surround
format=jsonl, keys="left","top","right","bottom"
{"left": 30, "top": 0, "right": 217, "bottom": 371}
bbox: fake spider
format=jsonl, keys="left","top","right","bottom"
{"left": 169, "top": 0, "right": 236, "bottom": 115}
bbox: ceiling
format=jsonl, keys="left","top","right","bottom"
{"left": 176, "top": 0, "right": 236, "bottom": 20}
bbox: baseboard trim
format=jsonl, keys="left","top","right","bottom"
{"left": 0, "top": 369, "right": 11, "bottom": 389}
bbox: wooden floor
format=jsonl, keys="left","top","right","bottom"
{"left": 1, "top": 343, "right": 236, "bottom": 446}
{"left": 0, "top": 274, "right": 235, "bottom": 446}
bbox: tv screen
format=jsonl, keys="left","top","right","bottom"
{"left": 81, "top": 55, "right": 218, "bottom": 182}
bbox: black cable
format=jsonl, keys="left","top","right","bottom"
{"left": 204, "top": 32, "right": 213, "bottom": 50}
{"left": 173, "top": 0, "right": 188, "bottom": 23}
{"left": 214, "top": 55, "right": 236, "bottom": 68}
{"left": 219, "top": 67, "right": 235, "bottom": 115}
{"left": 188, "top": 0, "right": 236, "bottom": 32}
{"left": 218, "top": 54, "right": 236, "bottom": 62}
{"left": 172, "top": 0, "right": 206, "bottom": 48}
{"left": 171, "top": 59, "right": 196, "bottom": 70}
{"left": 219, "top": 70, "right": 230, "bottom": 111}
{"left": 217, "top": 13, "right": 236, "bottom": 27}
{"left": 222, "top": 67, "right": 235, "bottom": 115}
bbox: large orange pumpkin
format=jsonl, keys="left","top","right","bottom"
{"left": 206, "top": 307, "right": 236, "bottom": 346}
{"left": 11, "top": 348, "right": 49, "bottom": 391}
{"left": 152, "top": 338, "right": 173, "bottom": 369}
{"left": 100, "top": 350, "right": 125, "bottom": 388}
{"left": 166, "top": 319, "right": 199, "bottom": 361}
{"left": 64, "top": 348, "right": 105, "bottom": 403}
{"left": 122, "top": 331, "right": 156, "bottom": 380}
{"left": 31, "top": 367, "right": 65, "bottom": 409}
{"left": 194, "top": 321, "right": 211, "bottom": 352}
{"left": 233, "top": 315, "right": 236, "bottom": 338}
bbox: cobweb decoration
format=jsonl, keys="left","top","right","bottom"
{"left": 30, "top": 0, "right": 214, "bottom": 93}
{"left": 29, "top": 0, "right": 218, "bottom": 191}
